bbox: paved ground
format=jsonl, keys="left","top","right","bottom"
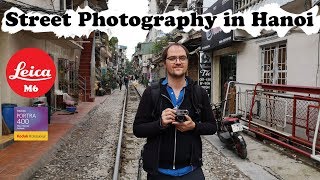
{"left": 205, "top": 132, "right": 320, "bottom": 180}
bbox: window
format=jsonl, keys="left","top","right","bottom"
{"left": 261, "top": 43, "right": 287, "bottom": 85}
{"left": 58, "top": 58, "right": 69, "bottom": 93}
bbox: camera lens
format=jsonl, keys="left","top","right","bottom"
{"left": 176, "top": 115, "right": 185, "bottom": 122}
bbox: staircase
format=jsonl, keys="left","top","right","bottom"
{"left": 78, "top": 37, "right": 95, "bottom": 102}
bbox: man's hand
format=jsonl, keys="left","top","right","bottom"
{"left": 172, "top": 115, "right": 196, "bottom": 132}
{"left": 161, "top": 108, "right": 176, "bottom": 127}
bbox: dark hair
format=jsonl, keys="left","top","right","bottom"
{"left": 161, "top": 43, "right": 189, "bottom": 62}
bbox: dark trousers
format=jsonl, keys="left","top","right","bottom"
{"left": 147, "top": 167, "right": 205, "bottom": 180}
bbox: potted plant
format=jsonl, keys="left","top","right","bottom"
{"left": 101, "top": 69, "right": 116, "bottom": 95}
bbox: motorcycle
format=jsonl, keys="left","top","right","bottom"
{"left": 212, "top": 102, "right": 247, "bottom": 159}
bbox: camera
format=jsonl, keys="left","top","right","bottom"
{"left": 175, "top": 109, "right": 189, "bottom": 122}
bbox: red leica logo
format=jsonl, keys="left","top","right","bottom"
{"left": 6, "top": 48, "right": 56, "bottom": 98}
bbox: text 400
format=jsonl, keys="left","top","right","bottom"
{"left": 17, "top": 119, "right": 29, "bottom": 124}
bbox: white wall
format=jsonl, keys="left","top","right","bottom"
{"left": 236, "top": 40, "right": 261, "bottom": 84}
{"left": 237, "top": 33, "right": 320, "bottom": 87}
{"left": 286, "top": 33, "right": 319, "bottom": 86}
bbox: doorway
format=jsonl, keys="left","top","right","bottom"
{"left": 220, "top": 54, "right": 237, "bottom": 114}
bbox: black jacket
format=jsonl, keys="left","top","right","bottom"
{"left": 133, "top": 77, "right": 216, "bottom": 175}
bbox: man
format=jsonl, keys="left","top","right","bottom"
{"left": 134, "top": 43, "right": 216, "bottom": 180}
{"left": 124, "top": 75, "right": 129, "bottom": 89}
{"left": 118, "top": 76, "right": 123, "bottom": 91}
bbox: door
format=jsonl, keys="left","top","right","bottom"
{"left": 220, "top": 54, "right": 237, "bottom": 114}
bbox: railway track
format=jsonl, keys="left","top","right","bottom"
{"left": 113, "top": 85, "right": 146, "bottom": 180}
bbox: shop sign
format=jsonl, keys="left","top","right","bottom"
{"left": 199, "top": 52, "right": 212, "bottom": 100}
{"left": 201, "top": 0, "right": 233, "bottom": 51}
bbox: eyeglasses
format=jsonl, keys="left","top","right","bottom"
{"left": 166, "top": 56, "right": 188, "bottom": 63}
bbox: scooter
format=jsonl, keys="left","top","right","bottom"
{"left": 212, "top": 102, "right": 247, "bottom": 159}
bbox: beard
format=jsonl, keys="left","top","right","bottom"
{"left": 167, "top": 67, "right": 187, "bottom": 78}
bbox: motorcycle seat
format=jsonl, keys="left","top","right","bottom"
{"left": 223, "top": 117, "right": 239, "bottom": 125}
{"left": 229, "top": 113, "right": 243, "bottom": 118}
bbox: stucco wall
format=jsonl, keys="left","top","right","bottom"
{"left": 237, "top": 40, "right": 261, "bottom": 84}
{"left": 286, "top": 33, "right": 319, "bottom": 86}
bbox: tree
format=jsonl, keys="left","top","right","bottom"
{"left": 109, "top": 37, "right": 118, "bottom": 51}
{"left": 101, "top": 68, "right": 117, "bottom": 91}
{"left": 151, "top": 36, "right": 170, "bottom": 54}
{"left": 124, "top": 59, "right": 133, "bottom": 75}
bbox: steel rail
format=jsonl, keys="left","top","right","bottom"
{"left": 132, "top": 84, "right": 143, "bottom": 180}
{"left": 133, "top": 84, "right": 143, "bottom": 98}
{"left": 112, "top": 88, "right": 128, "bottom": 180}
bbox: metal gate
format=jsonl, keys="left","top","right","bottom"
{"left": 224, "top": 82, "right": 320, "bottom": 162}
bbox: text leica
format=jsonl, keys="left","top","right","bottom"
{"left": 9, "top": 61, "right": 52, "bottom": 81}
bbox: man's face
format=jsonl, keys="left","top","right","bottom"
{"left": 164, "top": 45, "right": 188, "bottom": 78}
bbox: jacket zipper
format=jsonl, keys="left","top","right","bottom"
{"left": 173, "top": 90, "right": 185, "bottom": 169}
{"left": 161, "top": 94, "right": 174, "bottom": 106}
{"left": 161, "top": 94, "right": 177, "bottom": 169}
{"left": 161, "top": 89, "right": 185, "bottom": 170}
{"left": 173, "top": 128, "right": 177, "bottom": 169}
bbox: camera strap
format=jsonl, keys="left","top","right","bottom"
{"left": 191, "top": 82, "right": 203, "bottom": 117}
{"left": 151, "top": 81, "right": 161, "bottom": 118}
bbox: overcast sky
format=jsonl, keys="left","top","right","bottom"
{"left": 108, "top": 0, "right": 149, "bottom": 59}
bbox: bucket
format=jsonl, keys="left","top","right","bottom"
{"left": 66, "top": 106, "right": 77, "bottom": 113}
{"left": 1, "top": 103, "right": 17, "bottom": 132}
